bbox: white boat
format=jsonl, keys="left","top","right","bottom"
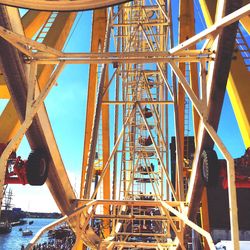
{"left": 22, "top": 229, "right": 33, "bottom": 236}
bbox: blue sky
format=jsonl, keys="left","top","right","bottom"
{"left": 0, "top": 2, "right": 248, "bottom": 212}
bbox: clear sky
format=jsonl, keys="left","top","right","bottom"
{"left": 1, "top": 2, "right": 247, "bottom": 213}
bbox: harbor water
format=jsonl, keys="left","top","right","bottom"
{"left": 0, "top": 218, "right": 55, "bottom": 250}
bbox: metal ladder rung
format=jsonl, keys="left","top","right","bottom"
{"left": 35, "top": 12, "right": 59, "bottom": 43}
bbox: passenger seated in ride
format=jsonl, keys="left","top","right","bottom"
{"left": 147, "top": 77, "right": 154, "bottom": 88}
{"left": 148, "top": 191, "right": 154, "bottom": 200}
{"left": 142, "top": 106, "right": 152, "bottom": 118}
{"left": 138, "top": 135, "right": 153, "bottom": 146}
{"left": 145, "top": 192, "right": 154, "bottom": 200}
{"left": 138, "top": 191, "right": 147, "bottom": 200}
{"left": 137, "top": 165, "right": 144, "bottom": 172}
{"left": 138, "top": 163, "right": 155, "bottom": 173}
{"left": 144, "top": 163, "right": 155, "bottom": 173}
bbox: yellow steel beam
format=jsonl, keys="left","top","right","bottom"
{"left": 0, "top": 100, "right": 20, "bottom": 143}
{"left": 102, "top": 57, "right": 110, "bottom": 237}
{"left": 80, "top": 9, "right": 108, "bottom": 197}
{"left": 0, "top": 9, "right": 53, "bottom": 143}
{"left": 197, "top": 1, "right": 222, "bottom": 247}
{"left": 78, "top": 9, "right": 108, "bottom": 249}
{"left": 0, "top": 10, "right": 51, "bottom": 141}
{"left": 178, "top": 0, "right": 200, "bottom": 187}
{"left": 190, "top": 61, "right": 200, "bottom": 141}
{"left": 178, "top": 1, "right": 205, "bottom": 243}
{"left": 37, "top": 12, "right": 76, "bottom": 86}
{"left": 0, "top": 8, "right": 40, "bottom": 145}
{"left": 0, "top": 12, "right": 76, "bottom": 148}
{"left": 178, "top": 0, "right": 199, "bottom": 159}
{"left": 0, "top": 10, "right": 52, "bottom": 143}
{"left": 200, "top": 188, "right": 210, "bottom": 250}
{"left": 200, "top": 0, "right": 250, "bottom": 34}
{"left": 176, "top": 0, "right": 188, "bottom": 202}
{"left": 240, "top": 15, "right": 250, "bottom": 34}
{"left": 199, "top": 0, "right": 215, "bottom": 26}
{"left": 0, "top": 73, "right": 10, "bottom": 99}
{"left": 34, "top": 12, "right": 78, "bottom": 213}
{"left": 199, "top": 0, "right": 250, "bottom": 32}
{"left": 198, "top": 2, "right": 250, "bottom": 249}
{"left": 228, "top": 58, "right": 250, "bottom": 147}
{"left": 22, "top": 10, "right": 51, "bottom": 38}
{"left": 0, "top": 7, "right": 77, "bottom": 214}
{"left": 200, "top": 0, "right": 250, "bottom": 148}
{"left": 188, "top": 2, "right": 209, "bottom": 247}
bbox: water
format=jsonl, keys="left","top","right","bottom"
{"left": 0, "top": 218, "right": 55, "bottom": 250}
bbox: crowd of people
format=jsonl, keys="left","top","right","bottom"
{"left": 31, "top": 236, "right": 75, "bottom": 250}
{"left": 21, "top": 227, "right": 76, "bottom": 250}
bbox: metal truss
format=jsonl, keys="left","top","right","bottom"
{"left": 26, "top": 199, "right": 214, "bottom": 249}
{"left": 0, "top": 1, "right": 249, "bottom": 250}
